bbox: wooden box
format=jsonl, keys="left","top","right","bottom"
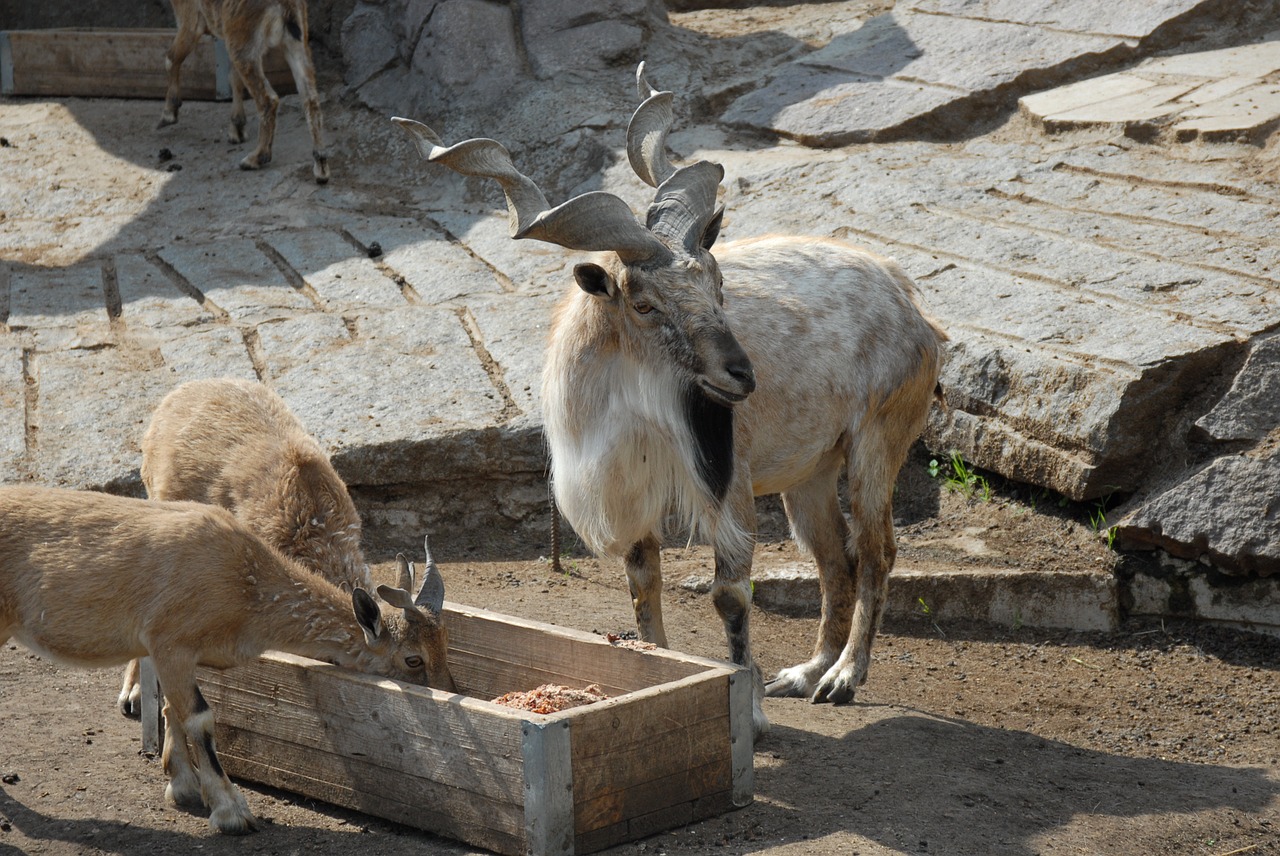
{"left": 0, "top": 28, "right": 293, "bottom": 99}
{"left": 190, "top": 605, "right": 754, "bottom": 855}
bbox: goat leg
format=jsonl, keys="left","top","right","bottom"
{"left": 624, "top": 535, "right": 666, "bottom": 647}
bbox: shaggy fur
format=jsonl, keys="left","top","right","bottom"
{"left": 117, "top": 378, "right": 454, "bottom": 715}
{"left": 0, "top": 486, "right": 447, "bottom": 834}
{"left": 544, "top": 234, "right": 947, "bottom": 738}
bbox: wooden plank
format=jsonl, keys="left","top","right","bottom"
{"left": 0, "top": 28, "right": 292, "bottom": 99}
{"left": 197, "top": 653, "right": 528, "bottom": 800}
{"left": 727, "top": 667, "right": 755, "bottom": 808}
{"left": 521, "top": 720, "right": 574, "bottom": 856}
{"left": 445, "top": 605, "right": 712, "bottom": 698}
{"left": 138, "top": 656, "right": 163, "bottom": 755}
{"left": 218, "top": 732, "right": 525, "bottom": 856}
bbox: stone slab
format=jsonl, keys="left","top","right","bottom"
{"left": 682, "top": 562, "right": 1119, "bottom": 632}
{"left": 0, "top": 338, "right": 25, "bottom": 483}
{"left": 724, "top": 8, "right": 1126, "bottom": 145}
{"left": 1021, "top": 39, "right": 1280, "bottom": 139}
{"left": 263, "top": 306, "right": 514, "bottom": 486}
{"left": 344, "top": 216, "right": 505, "bottom": 306}
{"left": 430, "top": 209, "right": 574, "bottom": 297}
{"left": 908, "top": 0, "right": 1214, "bottom": 40}
{"left": 264, "top": 228, "right": 407, "bottom": 311}
{"left": 155, "top": 325, "right": 256, "bottom": 383}
{"left": 1195, "top": 333, "right": 1280, "bottom": 443}
{"left": 158, "top": 239, "right": 314, "bottom": 324}
{"left": 1118, "top": 445, "right": 1280, "bottom": 576}
{"left": 114, "top": 252, "right": 212, "bottom": 330}
{"left": 464, "top": 291, "right": 561, "bottom": 417}
{"left": 7, "top": 262, "right": 107, "bottom": 331}
{"left": 1126, "top": 553, "right": 1280, "bottom": 635}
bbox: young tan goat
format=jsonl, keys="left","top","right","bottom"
{"left": 0, "top": 486, "right": 450, "bottom": 834}
{"left": 160, "top": 0, "right": 329, "bottom": 182}
{"left": 395, "top": 64, "right": 946, "bottom": 740}
{"left": 117, "top": 377, "right": 456, "bottom": 715}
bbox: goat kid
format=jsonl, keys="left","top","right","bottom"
{"left": 117, "top": 377, "right": 456, "bottom": 715}
{"left": 0, "top": 486, "right": 451, "bottom": 834}
{"left": 394, "top": 65, "right": 946, "bottom": 740}
{"left": 160, "top": 0, "right": 329, "bottom": 182}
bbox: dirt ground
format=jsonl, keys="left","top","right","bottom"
{"left": 2, "top": 5, "right": 1278, "bottom": 854}
{"left": 2, "top": 474, "right": 1278, "bottom": 856}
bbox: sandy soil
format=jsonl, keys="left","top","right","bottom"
{"left": 3, "top": 477, "right": 1277, "bottom": 856}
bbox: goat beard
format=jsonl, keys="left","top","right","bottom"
{"left": 681, "top": 382, "right": 735, "bottom": 504}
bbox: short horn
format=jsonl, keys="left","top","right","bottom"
{"left": 628, "top": 63, "right": 676, "bottom": 189}
{"left": 394, "top": 116, "right": 669, "bottom": 264}
{"left": 414, "top": 535, "right": 446, "bottom": 615}
{"left": 395, "top": 553, "right": 415, "bottom": 593}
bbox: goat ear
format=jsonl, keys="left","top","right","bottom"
{"left": 700, "top": 206, "right": 724, "bottom": 250}
{"left": 574, "top": 263, "right": 616, "bottom": 300}
{"left": 352, "top": 588, "right": 382, "bottom": 645}
{"left": 376, "top": 583, "right": 415, "bottom": 612}
{"left": 395, "top": 553, "right": 415, "bottom": 592}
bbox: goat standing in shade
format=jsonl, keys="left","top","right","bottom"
{"left": 0, "top": 486, "right": 448, "bottom": 834}
{"left": 117, "top": 377, "right": 455, "bottom": 716}
{"left": 159, "top": 0, "right": 329, "bottom": 182}
{"left": 394, "top": 65, "right": 946, "bottom": 739}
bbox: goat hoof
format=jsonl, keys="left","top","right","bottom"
{"left": 165, "top": 779, "right": 206, "bottom": 811}
{"left": 210, "top": 806, "right": 260, "bottom": 835}
{"left": 811, "top": 674, "right": 857, "bottom": 706}
{"left": 238, "top": 153, "right": 268, "bottom": 171}
{"left": 156, "top": 114, "right": 177, "bottom": 130}
{"left": 313, "top": 158, "right": 329, "bottom": 185}
{"left": 118, "top": 685, "right": 142, "bottom": 718}
{"left": 227, "top": 125, "right": 246, "bottom": 144}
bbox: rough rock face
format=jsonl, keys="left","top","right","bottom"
{"left": 342, "top": 0, "right": 668, "bottom": 115}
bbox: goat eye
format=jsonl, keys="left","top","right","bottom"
{"left": 633, "top": 302, "right": 655, "bottom": 315}
{"left": 405, "top": 656, "right": 424, "bottom": 668}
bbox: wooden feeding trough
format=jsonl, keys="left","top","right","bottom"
{"left": 142, "top": 604, "right": 753, "bottom": 855}
{"left": 0, "top": 28, "right": 293, "bottom": 99}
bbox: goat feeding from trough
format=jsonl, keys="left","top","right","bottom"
{"left": 393, "top": 64, "right": 947, "bottom": 741}
{"left": 118, "top": 377, "right": 456, "bottom": 715}
{"left": 159, "top": 0, "right": 329, "bottom": 182}
{"left": 0, "top": 485, "right": 450, "bottom": 834}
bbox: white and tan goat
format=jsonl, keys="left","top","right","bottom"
{"left": 0, "top": 485, "right": 451, "bottom": 834}
{"left": 395, "top": 65, "right": 946, "bottom": 739}
{"left": 160, "top": 0, "right": 329, "bottom": 182}
{"left": 117, "top": 377, "right": 456, "bottom": 715}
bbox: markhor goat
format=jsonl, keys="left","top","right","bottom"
{"left": 0, "top": 486, "right": 450, "bottom": 834}
{"left": 395, "top": 65, "right": 946, "bottom": 739}
{"left": 117, "top": 377, "right": 456, "bottom": 716}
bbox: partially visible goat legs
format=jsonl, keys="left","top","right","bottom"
{"left": 812, "top": 501, "right": 894, "bottom": 704}
{"left": 158, "top": 19, "right": 203, "bottom": 128}
{"left": 767, "top": 462, "right": 856, "bottom": 699}
{"left": 228, "top": 51, "right": 279, "bottom": 171}
{"left": 624, "top": 535, "right": 667, "bottom": 647}
{"left": 280, "top": 31, "right": 329, "bottom": 183}
{"left": 117, "top": 658, "right": 142, "bottom": 716}
{"left": 710, "top": 490, "right": 769, "bottom": 739}
{"left": 155, "top": 657, "right": 258, "bottom": 833}
{"left": 227, "top": 67, "right": 248, "bottom": 144}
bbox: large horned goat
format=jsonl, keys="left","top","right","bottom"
{"left": 0, "top": 486, "right": 452, "bottom": 834}
{"left": 394, "top": 65, "right": 946, "bottom": 739}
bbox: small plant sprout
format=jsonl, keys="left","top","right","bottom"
{"left": 932, "top": 451, "right": 992, "bottom": 502}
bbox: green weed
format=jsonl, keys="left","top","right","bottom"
{"left": 930, "top": 451, "right": 992, "bottom": 502}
